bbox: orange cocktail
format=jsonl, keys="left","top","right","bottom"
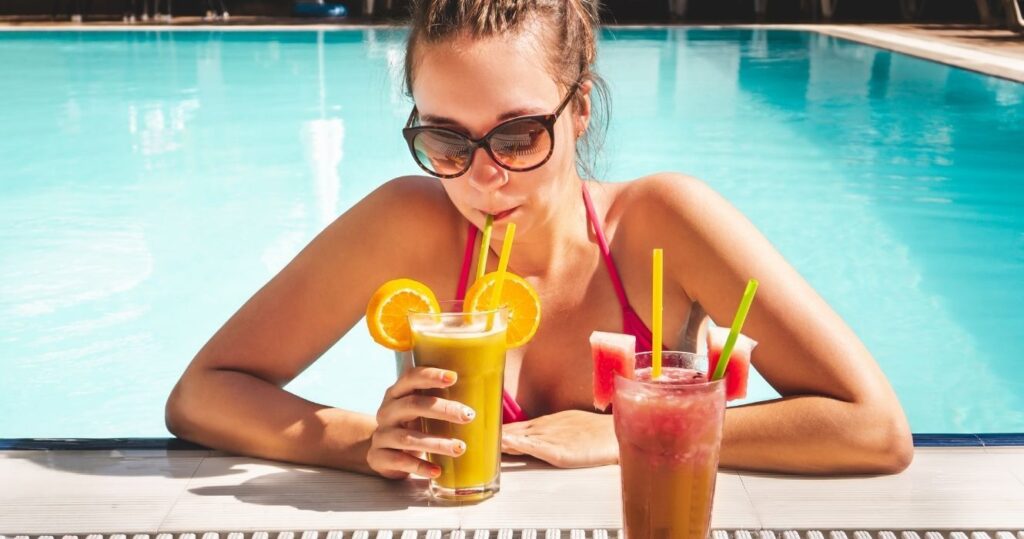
{"left": 409, "top": 303, "right": 508, "bottom": 502}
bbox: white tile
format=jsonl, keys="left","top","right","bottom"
{"left": 740, "top": 449, "right": 1024, "bottom": 529}
{"left": 459, "top": 460, "right": 760, "bottom": 530}
{"left": 0, "top": 452, "right": 201, "bottom": 534}
{"left": 458, "top": 462, "right": 620, "bottom": 530}
{"left": 161, "top": 456, "right": 461, "bottom": 532}
{"left": 983, "top": 446, "right": 1024, "bottom": 454}
{"left": 109, "top": 449, "right": 211, "bottom": 459}
{"left": 0, "top": 449, "right": 208, "bottom": 460}
{"left": 6, "top": 447, "right": 1024, "bottom": 533}
{"left": 912, "top": 446, "right": 988, "bottom": 454}
{"left": 985, "top": 451, "right": 1024, "bottom": 488}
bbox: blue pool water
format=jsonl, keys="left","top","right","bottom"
{"left": 1, "top": 29, "right": 1022, "bottom": 437}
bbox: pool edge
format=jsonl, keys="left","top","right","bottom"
{"left": 3, "top": 434, "right": 1023, "bottom": 450}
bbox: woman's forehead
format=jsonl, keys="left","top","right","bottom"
{"left": 410, "top": 35, "right": 561, "bottom": 119}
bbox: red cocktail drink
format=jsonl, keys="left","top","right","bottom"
{"left": 613, "top": 351, "right": 725, "bottom": 539}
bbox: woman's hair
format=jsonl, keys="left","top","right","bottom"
{"left": 403, "top": 0, "right": 610, "bottom": 180}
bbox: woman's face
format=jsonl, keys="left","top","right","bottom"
{"left": 410, "top": 31, "right": 586, "bottom": 237}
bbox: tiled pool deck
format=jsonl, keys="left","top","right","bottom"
{"left": 2, "top": 444, "right": 1024, "bottom": 534}
{"left": 812, "top": 24, "right": 1024, "bottom": 83}
{"left": 1, "top": 21, "right": 1022, "bottom": 534}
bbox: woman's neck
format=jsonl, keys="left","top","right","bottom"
{"left": 490, "top": 177, "right": 599, "bottom": 280}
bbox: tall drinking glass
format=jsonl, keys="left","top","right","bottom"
{"left": 408, "top": 301, "right": 508, "bottom": 502}
{"left": 613, "top": 351, "right": 726, "bottom": 539}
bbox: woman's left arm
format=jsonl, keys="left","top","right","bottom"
{"left": 501, "top": 174, "right": 913, "bottom": 474}
{"left": 655, "top": 174, "right": 913, "bottom": 475}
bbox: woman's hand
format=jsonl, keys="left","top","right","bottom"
{"left": 367, "top": 366, "right": 474, "bottom": 479}
{"left": 501, "top": 409, "right": 618, "bottom": 468}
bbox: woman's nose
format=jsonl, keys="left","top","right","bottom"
{"left": 465, "top": 148, "right": 509, "bottom": 193}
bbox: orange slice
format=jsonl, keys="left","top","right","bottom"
{"left": 366, "top": 278, "right": 440, "bottom": 351}
{"left": 464, "top": 272, "right": 541, "bottom": 348}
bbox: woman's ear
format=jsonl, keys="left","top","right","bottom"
{"left": 575, "top": 79, "right": 594, "bottom": 137}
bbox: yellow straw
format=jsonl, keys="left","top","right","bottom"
{"left": 652, "top": 248, "right": 664, "bottom": 379}
{"left": 475, "top": 214, "right": 494, "bottom": 282}
{"left": 487, "top": 223, "right": 517, "bottom": 315}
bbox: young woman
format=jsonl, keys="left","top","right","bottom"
{"left": 166, "top": 0, "right": 913, "bottom": 479}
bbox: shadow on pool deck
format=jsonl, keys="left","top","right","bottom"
{"left": 186, "top": 466, "right": 437, "bottom": 511}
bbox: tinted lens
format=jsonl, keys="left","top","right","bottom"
{"left": 488, "top": 118, "right": 552, "bottom": 170}
{"left": 412, "top": 129, "right": 473, "bottom": 176}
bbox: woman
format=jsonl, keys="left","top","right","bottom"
{"left": 165, "top": 0, "right": 913, "bottom": 479}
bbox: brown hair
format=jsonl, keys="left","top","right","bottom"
{"left": 403, "top": 0, "right": 610, "bottom": 179}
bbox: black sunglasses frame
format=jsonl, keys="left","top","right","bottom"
{"left": 402, "top": 81, "right": 581, "bottom": 179}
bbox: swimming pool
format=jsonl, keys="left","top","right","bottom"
{"left": 1, "top": 28, "right": 1022, "bottom": 437}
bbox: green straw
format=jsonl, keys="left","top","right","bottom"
{"left": 475, "top": 214, "right": 494, "bottom": 283}
{"left": 711, "top": 279, "right": 759, "bottom": 381}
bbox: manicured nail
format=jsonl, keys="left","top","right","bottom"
{"left": 441, "top": 370, "right": 457, "bottom": 384}
{"left": 452, "top": 440, "right": 466, "bottom": 456}
{"left": 430, "top": 465, "right": 442, "bottom": 478}
{"left": 462, "top": 407, "right": 476, "bottom": 421}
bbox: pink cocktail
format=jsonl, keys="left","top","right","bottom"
{"left": 613, "top": 351, "right": 726, "bottom": 539}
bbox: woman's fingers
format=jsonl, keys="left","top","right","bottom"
{"left": 384, "top": 367, "right": 457, "bottom": 401}
{"left": 367, "top": 447, "right": 441, "bottom": 479}
{"left": 502, "top": 420, "right": 532, "bottom": 435}
{"left": 501, "top": 433, "right": 528, "bottom": 455}
{"left": 378, "top": 428, "right": 466, "bottom": 458}
{"left": 369, "top": 428, "right": 464, "bottom": 480}
{"left": 378, "top": 393, "right": 475, "bottom": 427}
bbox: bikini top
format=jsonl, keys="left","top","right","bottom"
{"left": 454, "top": 183, "right": 653, "bottom": 423}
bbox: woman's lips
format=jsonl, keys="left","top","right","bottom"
{"left": 492, "top": 207, "right": 519, "bottom": 221}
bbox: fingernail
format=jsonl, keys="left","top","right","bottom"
{"left": 452, "top": 440, "right": 466, "bottom": 455}
{"left": 441, "top": 370, "right": 457, "bottom": 384}
{"left": 430, "top": 466, "right": 442, "bottom": 478}
{"left": 463, "top": 407, "right": 476, "bottom": 421}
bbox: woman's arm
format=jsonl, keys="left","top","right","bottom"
{"left": 651, "top": 173, "right": 913, "bottom": 474}
{"left": 165, "top": 177, "right": 459, "bottom": 473}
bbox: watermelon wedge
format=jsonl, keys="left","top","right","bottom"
{"left": 590, "top": 331, "right": 637, "bottom": 411}
{"left": 707, "top": 327, "right": 756, "bottom": 401}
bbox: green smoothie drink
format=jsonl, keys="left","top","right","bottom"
{"left": 408, "top": 304, "right": 508, "bottom": 502}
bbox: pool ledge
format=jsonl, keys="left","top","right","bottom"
{"left": 805, "top": 24, "right": 1024, "bottom": 84}
{"left": 2, "top": 23, "right": 1022, "bottom": 84}
{"left": 2, "top": 445, "right": 1023, "bottom": 534}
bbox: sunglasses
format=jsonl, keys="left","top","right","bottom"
{"left": 402, "top": 81, "right": 580, "bottom": 179}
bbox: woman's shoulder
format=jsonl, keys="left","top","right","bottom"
{"left": 308, "top": 175, "right": 468, "bottom": 286}
{"left": 365, "top": 175, "right": 453, "bottom": 210}
{"left": 329, "top": 175, "right": 466, "bottom": 254}
{"left": 610, "top": 172, "right": 721, "bottom": 224}
{"left": 614, "top": 172, "right": 711, "bottom": 203}
{"left": 352, "top": 176, "right": 462, "bottom": 227}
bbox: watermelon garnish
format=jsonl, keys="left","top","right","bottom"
{"left": 707, "top": 328, "right": 756, "bottom": 401}
{"left": 590, "top": 331, "right": 637, "bottom": 411}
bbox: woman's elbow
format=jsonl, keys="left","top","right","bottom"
{"left": 857, "top": 403, "right": 914, "bottom": 474}
{"left": 165, "top": 378, "right": 198, "bottom": 440}
{"left": 881, "top": 418, "right": 914, "bottom": 474}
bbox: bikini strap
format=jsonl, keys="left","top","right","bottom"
{"left": 581, "top": 184, "right": 631, "bottom": 312}
{"left": 456, "top": 224, "right": 479, "bottom": 301}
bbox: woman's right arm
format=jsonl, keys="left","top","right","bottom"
{"left": 165, "top": 177, "right": 458, "bottom": 474}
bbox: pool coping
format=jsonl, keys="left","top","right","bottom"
{"left": 807, "top": 24, "right": 1024, "bottom": 84}
{"left": 0, "top": 23, "right": 1022, "bottom": 83}
{"left": 3, "top": 433, "right": 1024, "bottom": 451}
{"left": 4, "top": 445, "right": 1024, "bottom": 533}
